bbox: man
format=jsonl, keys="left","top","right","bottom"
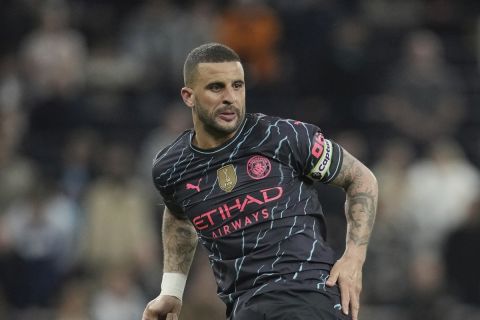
{"left": 143, "top": 43, "right": 377, "bottom": 320}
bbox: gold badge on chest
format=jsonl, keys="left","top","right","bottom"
{"left": 217, "top": 164, "right": 237, "bottom": 192}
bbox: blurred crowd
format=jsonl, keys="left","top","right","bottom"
{"left": 1, "top": 0, "right": 480, "bottom": 319}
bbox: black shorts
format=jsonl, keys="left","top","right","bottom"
{"left": 230, "top": 287, "right": 352, "bottom": 320}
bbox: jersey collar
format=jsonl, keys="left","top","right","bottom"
{"left": 189, "top": 114, "right": 249, "bottom": 154}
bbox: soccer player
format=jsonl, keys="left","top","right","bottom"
{"left": 142, "top": 43, "right": 378, "bottom": 320}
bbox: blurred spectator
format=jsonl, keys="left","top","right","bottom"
{"left": 323, "top": 15, "right": 375, "bottom": 127}
{"left": 374, "top": 30, "right": 466, "bottom": 149}
{"left": 120, "top": 0, "right": 177, "bottom": 92}
{"left": 363, "top": 140, "right": 416, "bottom": 306}
{"left": 90, "top": 266, "right": 145, "bottom": 320}
{"left": 86, "top": 40, "right": 143, "bottom": 92}
{"left": 360, "top": 0, "right": 424, "bottom": 29}
{"left": 121, "top": 0, "right": 216, "bottom": 93}
{"left": 444, "top": 195, "right": 480, "bottom": 306}
{"left": 274, "top": 0, "right": 336, "bottom": 97}
{"left": 55, "top": 278, "right": 91, "bottom": 320}
{"left": 20, "top": 0, "right": 91, "bottom": 168}
{"left": 0, "top": 173, "right": 79, "bottom": 315}
{"left": 181, "top": 247, "right": 226, "bottom": 320}
{"left": 404, "top": 139, "right": 480, "bottom": 259}
{"left": 60, "top": 129, "right": 99, "bottom": 203}
{"left": 168, "top": 0, "right": 218, "bottom": 88}
{"left": 0, "top": 55, "right": 25, "bottom": 114}
{"left": 216, "top": 1, "right": 282, "bottom": 85}
{"left": 400, "top": 138, "right": 479, "bottom": 319}
{"left": 20, "top": 0, "right": 87, "bottom": 100}
{"left": 82, "top": 142, "right": 159, "bottom": 273}
{"left": 0, "top": 110, "right": 33, "bottom": 216}
{"left": 0, "top": 0, "right": 36, "bottom": 55}
{"left": 406, "top": 250, "right": 446, "bottom": 320}
{"left": 372, "top": 139, "right": 415, "bottom": 217}
{"left": 423, "top": 0, "right": 468, "bottom": 40}
{"left": 334, "top": 130, "right": 369, "bottom": 162}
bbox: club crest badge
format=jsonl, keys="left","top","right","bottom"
{"left": 217, "top": 164, "right": 237, "bottom": 192}
{"left": 247, "top": 155, "right": 271, "bottom": 180}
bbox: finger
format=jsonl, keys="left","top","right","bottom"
{"left": 350, "top": 282, "right": 362, "bottom": 320}
{"left": 142, "top": 303, "right": 158, "bottom": 320}
{"left": 143, "top": 300, "right": 155, "bottom": 318}
{"left": 350, "top": 290, "right": 360, "bottom": 320}
{"left": 166, "top": 313, "right": 178, "bottom": 320}
{"left": 326, "top": 269, "right": 339, "bottom": 287}
{"left": 339, "top": 281, "right": 350, "bottom": 315}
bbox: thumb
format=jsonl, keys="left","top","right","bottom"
{"left": 326, "top": 269, "right": 339, "bottom": 287}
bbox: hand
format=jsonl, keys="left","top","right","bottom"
{"left": 326, "top": 254, "right": 364, "bottom": 320}
{"left": 142, "top": 295, "right": 182, "bottom": 320}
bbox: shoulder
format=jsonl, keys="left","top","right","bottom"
{"left": 249, "top": 113, "right": 321, "bottom": 137}
{"left": 152, "top": 129, "right": 192, "bottom": 170}
{"left": 251, "top": 113, "right": 289, "bottom": 126}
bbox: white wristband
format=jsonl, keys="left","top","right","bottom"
{"left": 160, "top": 272, "right": 187, "bottom": 301}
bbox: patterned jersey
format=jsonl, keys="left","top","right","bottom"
{"left": 152, "top": 113, "right": 343, "bottom": 315}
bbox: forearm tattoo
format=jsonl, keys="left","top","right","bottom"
{"left": 332, "top": 150, "right": 378, "bottom": 247}
{"left": 162, "top": 210, "right": 198, "bottom": 273}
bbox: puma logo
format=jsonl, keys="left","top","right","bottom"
{"left": 186, "top": 178, "right": 202, "bottom": 192}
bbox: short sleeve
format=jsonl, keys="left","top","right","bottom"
{"left": 305, "top": 134, "right": 344, "bottom": 183}
{"left": 287, "top": 120, "right": 343, "bottom": 184}
{"left": 152, "top": 161, "right": 188, "bottom": 220}
{"left": 159, "top": 188, "right": 188, "bottom": 219}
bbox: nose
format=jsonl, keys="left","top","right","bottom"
{"left": 222, "top": 86, "right": 236, "bottom": 105}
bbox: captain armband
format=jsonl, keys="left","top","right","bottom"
{"left": 308, "top": 138, "right": 333, "bottom": 180}
{"left": 160, "top": 272, "right": 187, "bottom": 301}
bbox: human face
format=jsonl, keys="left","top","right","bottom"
{"left": 181, "top": 62, "right": 246, "bottom": 143}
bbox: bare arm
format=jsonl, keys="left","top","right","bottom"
{"left": 142, "top": 207, "right": 198, "bottom": 320}
{"left": 326, "top": 148, "right": 378, "bottom": 320}
{"left": 162, "top": 207, "right": 198, "bottom": 274}
{"left": 331, "top": 148, "right": 378, "bottom": 253}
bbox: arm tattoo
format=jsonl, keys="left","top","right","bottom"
{"left": 331, "top": 149, "right": 378, "bottom": 247}
{"left": 162, "top": 208, "right": 198, "bottom": 274}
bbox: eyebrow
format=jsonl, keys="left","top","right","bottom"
{"left": 205, "top": 81, "right": 225, "bottom": 88}
{"left": 204, "top": 78, "right": 245, "bottom": 89}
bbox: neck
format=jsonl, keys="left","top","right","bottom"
{"left": 192, "top": 129, "right": 236, "bottom": 150}
{"left": 192, "top": 120, "right": 237, "bottom": 149}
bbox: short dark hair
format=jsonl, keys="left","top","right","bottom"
{"left": 183, "top": 43, "right": 241, "bottom": 86}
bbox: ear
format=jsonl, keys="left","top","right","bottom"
{"left": 181, "top": 87, "right": 195, "bottom": 108}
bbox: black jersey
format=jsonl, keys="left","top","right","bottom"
{"left": 153, "top": 113, "right": 343, "bottom": 315}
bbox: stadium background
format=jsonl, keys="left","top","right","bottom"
{"left": 1, "top": 0, "right": 480, "bottom": 319}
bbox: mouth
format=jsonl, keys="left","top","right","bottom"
{"left": 217, "top": 109, "right": 238, "bottom": 122}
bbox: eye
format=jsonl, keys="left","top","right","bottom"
{"left": 208, "top": 83, "right": 223, "bottom": 92}
{"left": 233, "top": 81, "right": 244, "bottom": 89}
